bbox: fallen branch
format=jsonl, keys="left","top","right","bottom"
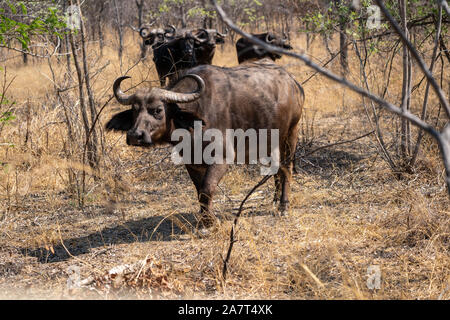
{"left": 301, "top": 130, "right": 375, "bottom": 158}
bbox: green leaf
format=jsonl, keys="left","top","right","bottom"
{"left": 6, "top": 0, "right": 17, "bottom": 15}
{"left": 19, "top": 2, "right": 27, "bottom": 15}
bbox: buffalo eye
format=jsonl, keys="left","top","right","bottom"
{"left": 148, "top": 106, "right": 164, "bottom": 118}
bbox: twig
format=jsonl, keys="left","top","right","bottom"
{"left": 301, "top": 42, "right": 351, "bottom": 85}
{"left": 301, "top": 130, "right": 375, "bottom": 158}
{"left": 222, "top": 173, "right": 273, "bottom": 280}
{"left": 375, "top": 0, "right": 450, "bottom": 119}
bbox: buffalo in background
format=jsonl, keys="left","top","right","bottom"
{"left": 139, "top": 25, "right": 227, "bottom": 86}
{"left": 236, "top": 32, "right": 293, "bottom": 64}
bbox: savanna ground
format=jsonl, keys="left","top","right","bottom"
{"left": 0, "top": 30, "right": 449, "bottom": 300}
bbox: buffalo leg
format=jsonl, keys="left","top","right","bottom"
{"left": 154, "top": 63, "right": 166, "bottom": 87}
{"left": 278, "top": 127, "right": 299, "bottom": 215}
{"left": 273, "top": 174, "right": 282, "bottom": 206}
{"left": 185, "top": 164, "right": 206, "bottom": 195}
{"left": 278, "top": 165, "right": 292, "bottom": 214}
{"left": 198, "top": 164, "right": 228, "bottom": 228}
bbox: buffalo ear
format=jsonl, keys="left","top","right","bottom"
{"left": 105, "top": 109, "right": 133, "bottom": 132}
{"left": 173, "top": 110, "right": 206, "bottom": 131}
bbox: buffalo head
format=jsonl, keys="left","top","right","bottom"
{"left": 189, "top": 28, "right": 228, "bottom": 65}
{"left": 139, "top": 25, "right": 176, "bottom": 46}
{"left": 193, "top": 28, "right": 227, "bottom": 45}
{"left": 106, "top": 75, "right": 205, "bottom": 147}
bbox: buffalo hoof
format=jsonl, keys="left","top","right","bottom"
{"left": 198, "top": 212, "right": 218, "bottom": 229}
{"left": 195, "top": 220, "right": 220, "bottom": 238}
{"left": 277, "top": 201, "right": 290, "bottom": 217}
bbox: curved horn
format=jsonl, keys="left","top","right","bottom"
{"left": 164, "top": 24, "right": 176, "bottom": 37}
{"left": 113, "top": 76, "right": 135, "bottom": 105}
{"left": 139, "top": 26, "right": 151, "bottom": 39}
{"left": 217, "top": 28, "right": 228, "bottom": 37}
{"left": 198, "top": 28, "right": 209, "bottom": 38}
{"left": 265, "top": 33, "right": 275, "bottom": 43}
{"left": 188, "top": 30, "right": 208, "bottom": 43}
{"left": 152, "top": 74, "right": 205, "bottom": 104}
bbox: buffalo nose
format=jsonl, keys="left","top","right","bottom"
{"left": 126, "top": 129, "right": 152, "bottom": 146}
{"left": 127, "top": 129, "right": 143, "bottom": 145}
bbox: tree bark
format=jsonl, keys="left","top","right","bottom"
{"left": 113, "top": 0, "right": 124, "bottom": 64}
{"left": 136, "top": 0, "right": 146, "bottom": 59}
{"left": 399, "top": 0, "right": 412, "bottom": 163}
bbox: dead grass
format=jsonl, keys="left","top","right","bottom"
{"left": 0, "top": 30, "right": 448, "bottom": 300}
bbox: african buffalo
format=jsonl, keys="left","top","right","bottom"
{"left": 191, "top": 28, "right": 227, "bottom": 65}
{"left": 139, "top": 26, "right": 227, "bottom": 86}
{"left": 106, "top": 59, "right": 304, "bottom": 229}
{"left": 236, "top": 32, "right": 293, "bottom": 64}
{"left": 152, "top": 35, "right": 198, "bottom": 87}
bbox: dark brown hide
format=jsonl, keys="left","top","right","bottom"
{"left": 106, "top": 59, "right": 304, "bottom": 228}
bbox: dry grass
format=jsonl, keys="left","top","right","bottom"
{"left": 0, "top": 30, "right": 448, "bottom": 300}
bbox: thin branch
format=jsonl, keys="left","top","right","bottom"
{"left": 375, "top": 0, "right": 450, "bottom": 119}
{"left": 302, "top": 130, "right": 375, "bottom": 158}
{"left": 410, "top": 4, "right": 444, "bottom": 168}
{"left": 222, "top": 173, "right": 273, "bottom": 280}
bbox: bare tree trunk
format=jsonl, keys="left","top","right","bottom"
{"left": 65, "top": 33, "right": 72, "bottom": 75}
{"left": 201, "top": 0, "right": 208, "bottom": 29}
{"left": 136, "top": 0, "right": 146, "bottom": 59}
{"left": 323, "top": 33, "right": 334, "bottom": 57}
{"left": 399, "top": 0, "right": 412, "bottom": 164}
{"left": 339, "top": 28, "right": 348, "bottom": 76}
{"left": 63, "top": 0, "right": 72, "bottom": 76}
{"left": 77, "top": 0, "right": 99, "bottom": 168}
{"left": 180, "top": 5, "right": 187, "bottom": 28}
{"left": 113, "top": 0, "right": 123, "bottom": 65}
{"left": 69, "top": 32, "right": 91, "bottom": 164}
{"left": 98, "top": 2, "right": 105, "bottom": 56}
{"left": 410, "top": 5, "right": 443, "bottom": 167}
{"left": 334, "top": 0, "right": 349, "bottom": 77}
{"left": 68, "top": 0, "right": 98, "bottom": 174}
